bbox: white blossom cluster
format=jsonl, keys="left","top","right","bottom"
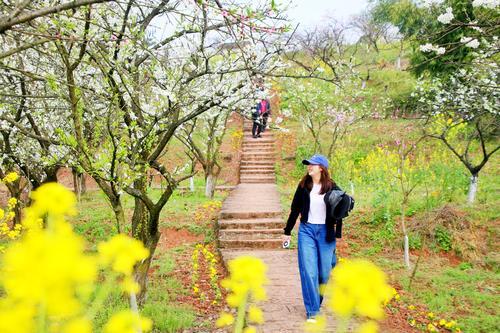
{"left": 420, "top": 43, "right": 446, "bottom": 55}
{"left": 414, "top": 61, "right": 499, "bottom": 119}
{"left": 437, "top": 7, "right": 454, "bottom": 24}
{"left": 419, "top": 0, "right": 445, "bottom": 8}
{"left": 460, "top": 37, "right": 481, "bottom": 48}
{"left": 472, "top": 0, "right": 500, "bottom": 8}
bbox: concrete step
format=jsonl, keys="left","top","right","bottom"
{"left": 218, "top": 217, "right": 284, "bottom": 230}
{"left": 219, "top": 239, "right": 282, "bottom": 249}
{"left": 240, "top": 175, "right": 276, "bottom": 181}
{"left": 219, "top": 228, "right": 283, "bottom": 241}
{"left": 241, "top": 154, "right": 275, "bottom": 160}
{"left": 242, "top": 141, "right": 274, "bottom": 149}
{"left": 242, "top": 151, "right": 275, "bottom": 156}
{"left": 242, "top": 147, "right": 274, "bottom": 152}
{"left": 241, "top": 160, "right": 275, "bottom": 166}
{"left": 240, "top": 170, "right": 275, "bottom": 175}
{"left": 219, "top": 210, "right": 281, "bottom": 219}
{"left": 240, "top": 165, "right": 275, "bottom": 170}
{"left": 241, "top": 155, "right": 275, "bottom": 161}
{"left": 243, "top": 134, "right": 276, "bottom": 143}
{"left": 240, "top": 178, "right": 276, "bottom": 184}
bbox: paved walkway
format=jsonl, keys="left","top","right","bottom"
{"left": 217, "top": 120, "right": 339, "bottom": 332}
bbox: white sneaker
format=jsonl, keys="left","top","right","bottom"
{"left": 306, "top": 318, "right": 317, "bottom": 324}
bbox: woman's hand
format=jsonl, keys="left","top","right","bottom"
{"left": 282, "top": 235, "right": 291, "bottom": 248}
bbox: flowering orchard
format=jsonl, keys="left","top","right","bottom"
{"left": 0, "top": 0, "right": 290, "bottom": 303}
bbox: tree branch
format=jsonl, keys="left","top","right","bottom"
{"left": 0, "top": 0, "right": 115, "bottom": 33}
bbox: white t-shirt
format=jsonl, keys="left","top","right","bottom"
{"left": 308, "top": 183, "right": 326, "bottom": 224}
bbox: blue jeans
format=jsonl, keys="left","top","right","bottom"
{"left": 298, "top": 222, "right": 337, "bottom": 318}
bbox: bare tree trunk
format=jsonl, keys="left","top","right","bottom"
{"left": 72, "top": 167, "right": 85, "bottom": 201}
{"left": 189, "top": 176, "right": 195, "bottom": 192}
{"left": 401, "top": 201, "right": 410, "bottom": 269}
{"left": 205, "top": 166, "right": 216, "bottom": 198}
{"left": 131, "top": 178, "right": 161, "bottom": 304}
{"left": 110, "top": 197, "right": 125, "bottom": 234}
{"left": 467, "top": 173, "right": 478, "bottom": 204}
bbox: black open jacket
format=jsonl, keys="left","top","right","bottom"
{"left": 284, "top": 184, "right": 343, "bottom": 242}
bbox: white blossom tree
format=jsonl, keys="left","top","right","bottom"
{"left": 0, "top": 0, "right": 289, "bottom": 301}
{"left": 414, "top": 60, "right": 499, "bottom": 203}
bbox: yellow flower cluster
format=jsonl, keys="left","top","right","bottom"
{"left": 427, "top": 317, "right": 460, "bottom": 332}
{"left": 217, "top": 256, "right": 268, "bottom": 333}
{"left": 191, "top": 244, "right": 222, "bottom": 304}
{"left": 0, "top": 194, "right": 22, "bottom": 242}
{"left": 0, "top": 222, "right": 22, "bottom": 241}
{"left": 202, "top": 245, "right": 222, "bottom": 303}
{"left": 406, "top": 306, "right": 460, "bottom": 332}
{"left": 231, "top": 130, "right": 244, "bottom": 150}
{"left": 323, "top": 259, "right": 393, "bottom": 333}
{"left": 0, "top": 183, "right": 151, "bottom": 333}
{"left": 192, "top": 244, "right": 201, "bottom": 296}
{"left": 326, "top": 259, "right": 393, "bottom": 319}
{"left": 2, "top": 171, "right": 19, "bottom": 183}
{"left": 104, "top": 310, "right": 152, "bottom": 333}
{"left": 194, "top": 200, "right": 222, "bottom": 224}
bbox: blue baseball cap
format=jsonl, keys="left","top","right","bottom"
{"left": 302, "top": 154, "right": 329, "bottom": 168}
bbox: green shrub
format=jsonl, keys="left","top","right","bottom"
{"left": 408, "top": 232, "right": 423, "bottom": 250}
{"left": 435, "top": 226, "right": 452, "bottom": 252}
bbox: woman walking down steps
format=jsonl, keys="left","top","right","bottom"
{"left": 217, "top": 120, "right": 343, "bottom": 332}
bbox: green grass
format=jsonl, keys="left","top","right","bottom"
{"left": 91, "top": 247, "right": 197, "bottom": 332}
{"left": 401, "top": 263, "right": 499, "bottom": 333}
{"left": 70, "top": 182, "right": 227, "bottom": 243}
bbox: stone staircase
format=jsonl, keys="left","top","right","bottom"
{"left": 217, "top": 119, "right": 283, "bottom": 249}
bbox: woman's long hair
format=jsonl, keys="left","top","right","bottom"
{"left": 299, "top": 165, "right": 335, "bottom": 194}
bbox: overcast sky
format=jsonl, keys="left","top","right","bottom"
{"left": 286, "top": 0, "right": 370, "bottom": 30}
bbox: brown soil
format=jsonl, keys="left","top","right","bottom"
{"left": 157, "top": 227, "right": 204, "bottom": 251}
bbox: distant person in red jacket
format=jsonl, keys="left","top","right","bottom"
{"left": 256, "top": 98, "right": 271, "bottom": 132}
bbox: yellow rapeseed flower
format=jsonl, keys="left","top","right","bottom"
{"left": 0, "top": 299, "right": 36, "bottom": 333}
{"left": 1, "top": 221, "right": 97, "bottom": 318}
{"left": 357, "top": 320, "right": 379, "bottom": 333}
{"left": 62, "top": 317, "right": 92, "bottom": 333}
{"left": 0, "top": 208, "right": 4, "bottom": 220}
{"left": 7, "top": 197, "right": 17, "bottom": 209}
{"left": 3, "top": 172, "right": 19, "bottom": 183}
{"left": 248, "top": 305, "right": 264, "bottom": 324}
{"left": 221, "top": 256, "right": 268, "bottom": 306}
{"left": 427, "top": 323, "right": 437, "bottom": 332}
{"left": 216, "top": 312, "right": 234, "bottom": 327}
{"left": 122, "top": 276, "right": 141, "bottom": 294}
{"left": 104, "top": 310, "right": 152, "bottom": 333}
{"left": 0, "top": 182, "right": 153, "bottom": 333}
{"left": 243, "top": 326, "right": 257, "bottom": 333}
{"left": 98, "top": 234, "right": 149, "bottom": 276}
{"left": 325, "top": 259, "right": 393, "bottom": 320}
{"left": 29, "top": 182, "right": 77, "bottom": 218}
